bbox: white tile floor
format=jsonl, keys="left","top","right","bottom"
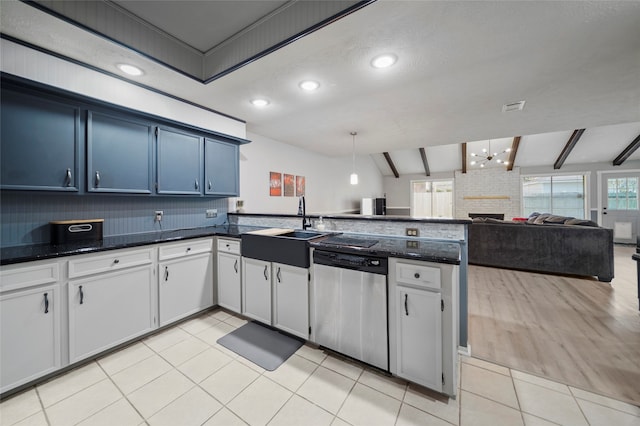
{"left": 2, "top": 308, "right": 640, "bottom": 426}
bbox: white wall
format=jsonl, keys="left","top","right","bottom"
{"left": 454, "top": 168, "right": 521, "bottom": 220}
{"left": 234, "top": 132, "right": 384, "bottom": 215}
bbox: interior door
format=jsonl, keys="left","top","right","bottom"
{"left": 601, "top": 172, "right": 640, "bottom": 243}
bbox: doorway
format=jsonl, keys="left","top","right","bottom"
{"left": 600, "top": 171, "right": 640, "bottom": 243}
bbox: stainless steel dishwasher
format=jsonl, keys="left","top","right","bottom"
{"left": 311, "top": 249, "right": 388, "bottom": 371}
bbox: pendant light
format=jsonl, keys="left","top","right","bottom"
{"left": 350, "top": 131, "right": 358, "bottom": 185}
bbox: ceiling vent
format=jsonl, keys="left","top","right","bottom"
{"left": 502, "top": 100, "right": 526, "bottom": 113}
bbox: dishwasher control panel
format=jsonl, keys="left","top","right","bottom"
{"left": 313, "top": 250, "right": 388, "bottom": 275}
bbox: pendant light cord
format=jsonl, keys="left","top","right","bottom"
{"left": 351, "top": 131, "right": 357, "bottom": 170}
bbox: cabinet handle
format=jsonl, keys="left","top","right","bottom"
{"left": 113, "top": 259, "right": 120, "bottom": 264}
{"left": 195, "top": 179, "right": 199, "bottom": 190}
{"left": 414, "top": 272, "right": 420, "bottom": 279}
{"left": 234, "top": 259, "right": 238, "bottom": 273}
{"left": 404, "top": 294, "right": 408, "bottom": 316}
{"left": 208, "top": 180, "right": 212, "bottom": 191}
{"left": 186, "top": 247, "right": 191, "bottom": 253}
{"left": 65, "top": 168, "right": 72, "bottom": 187}
{"left": 164, "top": 266, "right": 169, "bottom": 281}
{"left": 263, "top": 265, "right": 268, "bottom": 280}
{"left": 95, "top": 170, "right": 101, "bottom": 187}
{"left": 79, "top": 285, "right": 84, "bottom": 305}
{"left": 44, "top": 292, "right": 49, "bottom": 314}
{"left": 277, "top": 267, "right": 281, "bottom": 283}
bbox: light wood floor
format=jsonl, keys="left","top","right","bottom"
{"left": 468, "top": 244, "right": 640, "bottom": 406}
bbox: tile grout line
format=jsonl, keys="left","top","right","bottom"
{"left": 568, "top": 385, "right": 602, "bottom": 426}
{"left": 506, "top": 367, "right": 526, "bottom": 426}
{"left": 568, "top": 384, "right": 640, "bottom": 418}
{"left": 96, "top": 356, "right": 150, "bottom": 426}
{"left": 34, "top": 386, "right": 52, "bottom": 426}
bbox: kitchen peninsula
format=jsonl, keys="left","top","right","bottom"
{"left": 0, "top": 213, "right": 469, "bottom": 399}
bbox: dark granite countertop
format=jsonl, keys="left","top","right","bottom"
{"left": 0, "top": 225, "right": 264, "bottom": 265}
{"left": 309, "top": 233, "right": 461, "bottom": 265}
{"left": 2, "top": 224, "right": 462, "bottom": 266}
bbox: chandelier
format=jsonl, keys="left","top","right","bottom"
{"left": 470, "top": 140, "right": 511, "bottom": 168}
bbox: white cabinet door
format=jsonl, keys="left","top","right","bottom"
{"left": 273, "top": 263, "right": 308, "bottom": 339}
{"left": 396, "top": 286, "right": 442, "bottom": 392}
{"left": 68, "top": 265, "right": 155, "bottom": 362}
{"left": 159, "top": 252, "right": 213, "bottom": 326}
{"left": 242, "top": 257, "right": 271, "bottom": 325}
{"left": 217, "top": 252, "right": 241, "bottom": 313}
{"left": 1, "top": 285, "right": 60, "bottom": 393}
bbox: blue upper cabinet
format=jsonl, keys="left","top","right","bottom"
{"left": 205, "top": 138, "right": 239, "bottom": 196}
{"left": 87, "top": 111, "right": 153, "bottom": 194}
{"left": 157, "top": 127, "right": 203, "bottom": 195}
{"left": 1, "top": 89, "right": 79, "bottom": 191}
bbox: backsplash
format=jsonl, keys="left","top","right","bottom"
{"left": 0, "top": 193, "right": 229, "bottom": 246}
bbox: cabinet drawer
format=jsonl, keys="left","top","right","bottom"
{"left": 69, "top": 248, "right": 154, "bottom": 279}
{"left": 217, "top": 238, "right": 240, "bottom": 254}
{"left": 158, "top": 238, "right": 212, "bottom": 260}
{"left": 0, "top": 262, "right": 59, "bottom": 292}
{"left": 396, "top": 262, "right": 441, "bottom": 290}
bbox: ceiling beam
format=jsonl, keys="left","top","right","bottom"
{"left": 383, "top": 152, "right": 400, "bottom": 178}
{"left": 419, "top": 148, "right": 431, "bottom": 176}
{"left": 554, "top": 129, "right": 585, "bottom": 170}
{"left": 506, "top": 136, "right": 521, "bottom": 171}
{"left": 612, "top": 133, "right": 640, "bottom": 166}
{"left": 461, "top": 143, "right": 467, "bottom": 174}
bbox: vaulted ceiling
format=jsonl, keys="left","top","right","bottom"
{"left": 2, "top": 0, "right": 639, "bottom": 174}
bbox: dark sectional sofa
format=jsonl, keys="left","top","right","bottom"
{"left": 468, "top": 213, "right": 614, "bottom": 282}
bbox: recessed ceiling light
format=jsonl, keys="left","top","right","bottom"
{"left": 299, "top": 80, "right": 320, "bottom": 91}
{"left": 117, "top": 63, "right": 144, "bottom": 76}
{"left": 250, "top": 99, "right": 270, "bottom": 107}
{"left": 371, "top": 54, "right": 397, "bottom": 69}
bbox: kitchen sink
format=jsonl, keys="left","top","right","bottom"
{"left": 241, "top": 229, "right": 328, "bottom": 268}
{"left": 278, "top": 230, "right": 326, "bottom": 240}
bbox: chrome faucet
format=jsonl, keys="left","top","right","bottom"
{"left": 298, "top": 196, "right": 311, "bottom": 230}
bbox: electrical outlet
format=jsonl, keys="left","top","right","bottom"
{"left": 406, "top": 228, "right": 419, "bottom": 237}
{"left": 406, "top": 240, "right": 419, "bottom": 249}
{"left": 206, "top": 209, "right": 217, "bottom": 218}
{"left": 155, "top": 210, "right": 163, "bottom": 222}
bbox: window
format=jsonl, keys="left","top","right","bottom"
{"left": 411, "top": 180, "right": 453, "bottom": 218}
{"left": 607, "top": 177, "right": 638, "bottom": 210}
{"left": 522, "top": 175, "right": 587, "bottom": 218}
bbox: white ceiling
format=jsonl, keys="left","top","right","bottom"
{"left": 2, "top": 0, "right": 640, "bottom": 173}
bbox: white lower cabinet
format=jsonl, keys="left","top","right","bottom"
{"left": 272, "top": 262, "right": 309, "bottom": 339}
{"left": 241, "top": 257, "right": 272, "bottom": 324}
{"left": 217, "top": 238, "right": 241, "bottom": 313}
{"left": 389, "top": 257, "right": 458, "bottom": 396}
{"left": 68, "top": 265, "right": 155, "bottom": 362}
{"left": 1, "top": 281, "right": 61, "bottom": 393}
{"left": 158, "top": 238, "right": 214, "bottom": 326}
{"left": 242, "top": 257, "right": 309, "bottom": 338}
{"left": 395, "top": 286, "right": 442, "bottom": 391}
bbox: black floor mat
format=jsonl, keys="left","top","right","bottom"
{"left": 217, "top": 321, "right": 304, "bottom": 371}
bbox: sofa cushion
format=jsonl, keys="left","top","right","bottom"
{"left": 542, "top": 214, "right": 570, "bottom": 224}
{"left": 565, "top": 218, "right": 599, "bottom": 227}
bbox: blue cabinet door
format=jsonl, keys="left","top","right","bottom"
{"left": 1, "top": 90, "right": 79, "bottom": 191}
{"left": 205, "top": 138, "right": 239, "bottom": 196}
{"left": 157, "top": 127, "right": 202, "bottom": 195}
{"left": 87, "top": 112, "right": 153, "bottom": 194}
